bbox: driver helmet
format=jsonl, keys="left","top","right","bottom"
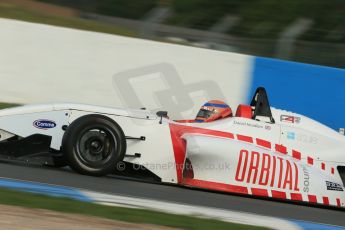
{"left": 195, "top": 100, "right": 232, "bottom": 122}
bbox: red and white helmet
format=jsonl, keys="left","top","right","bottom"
{"left": 195, "top": 100, "right": 232, "bottom": 122}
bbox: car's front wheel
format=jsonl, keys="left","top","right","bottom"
{"left": 62, "top": 114, "right": 126, "bottom": 176}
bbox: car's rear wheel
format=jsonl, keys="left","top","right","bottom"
{"left": 62, "top": 114, "right": 126, "bottom": 176}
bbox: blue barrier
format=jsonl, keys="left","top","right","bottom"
{"left": 249, "top": 57, "right": 345, "bottom": 130}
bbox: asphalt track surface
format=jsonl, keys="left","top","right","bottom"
{"left": 0, "top": 162, "right": 344, "bottom": 226}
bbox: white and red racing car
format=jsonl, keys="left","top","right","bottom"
{"left": 0, "top": 87, "right": 344, "bottom": 208}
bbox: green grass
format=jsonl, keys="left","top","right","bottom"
{"left": 0, "top": 188, "right": 269, "bottom": 230}
{"left": 0, "top": 102, "right": 18, "bottom": 109}
{"left": 0, "top": 2, "right": 136, "bottom": 37}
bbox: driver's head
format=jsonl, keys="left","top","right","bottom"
{"left": 195, "top": 100, "right": 232, "bottom": 122}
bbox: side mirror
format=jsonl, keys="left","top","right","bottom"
{"left": 156, "top": 111, "right": 168, "bottom": 117}
{"left": 156, "top": 111, "right": 168, "bottom": 124}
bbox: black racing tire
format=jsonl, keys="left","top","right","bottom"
{"left": 62, "top": 114, "right": 126, "bottom": 176}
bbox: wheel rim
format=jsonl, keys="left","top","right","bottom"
{"left": 75, "top": 126, "right": 117, "bottom": 167}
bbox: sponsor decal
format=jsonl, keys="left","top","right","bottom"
{"left": 33, "top": 119, "right": 56, "bottom": 130}
{"left": 302, "top": 165, "right": 310, "bottom": 192}
{"left": 286, "top": 132, "right": 318, "bottom": 144}
{"left": 287, "top": 132, "right": 295, "bottom": 140}
{"left": 297, "top": 134, "right": 318, "bottom": 144}
{"left": 280, "top": 115, "right": 301, "bottom": 123}
{"left": 235, "top": 149, "right": 300, "bottom": 191}
{"left": 326, "top": 181, "right": 344, "bottom": 191}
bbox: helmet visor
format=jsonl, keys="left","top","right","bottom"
{"left": 196, "top": 109, "right": 214, "bottom": 119}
